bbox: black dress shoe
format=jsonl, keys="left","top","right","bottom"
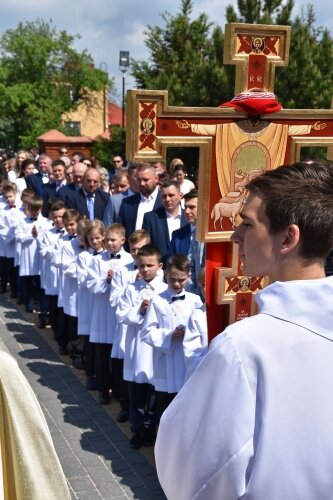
{"left": 99, "top": 391, "right": 111, "bottom": 405}
{"left": 130, "top": 432, "right": 144, "bottom": 449}
{"left": 117, "top": 410, "right": 129, "bottom": 423}
{"left": 37, "top": 317, "right": 46, "bottom": 328}
{"left": 72, "top": 355, "right": 86, "bottom": 370}
{"left": 142, "top": 427, "right": 156, "bottom": 446}
{"left": 86, "top": 375, "right": 97, "bottom": 391}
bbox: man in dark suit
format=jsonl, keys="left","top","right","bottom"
{"left": 42, "top": 159, "right": 67, "bottom": 216}
{"left": 103, "top": 165, "right": 139, "bottom": 226}
{"left": 117, "top": 163, "right": 162, "bottom": 241}
{"left": 57, "top": 162, "right": 87, "bottom": 205}
{"left": 26, "top": 154, "right": 52, "bottom": 197}
{"left": 66, "top": 168, "right": 110, "bottom": 220}
{"left": 142, "top": 179, "right": 187, "bottom": 261}
{"left": 168, "top": 189, "right": 199, "bottom": 257}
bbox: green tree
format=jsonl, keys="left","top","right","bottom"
{"left": 132, "top": 0, "right": 332, "bottom": 110}
{"left": 225, "top": 0, "right": 294, "bottom": 25}
{"left": 131, "top": 0, "right": 234, "bottom": 107}
{"left": 0, "top": 19, "right": 111, "bottom": 149}
{"left": 275, "top": 5, "right": 333, "bottom": 109}
{"left": 92, "top": 126, "right": 126, "bottom": 170}
{"left": 226, "top": 1, "right": 333, "bottom": 110}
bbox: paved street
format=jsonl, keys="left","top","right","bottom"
{"left": 0, "top": 293, "right": 166, "bottom": 499}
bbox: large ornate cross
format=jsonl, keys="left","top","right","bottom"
{"left": 126, "top": 23, "right": 333, "bottom": 340}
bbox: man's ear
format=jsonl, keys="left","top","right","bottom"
{"left": 280, "top": 224, "right": 301, "bottom": 255}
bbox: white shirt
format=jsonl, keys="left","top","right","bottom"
{"left": 166, "top": 207, "right": 182, "bottom": 240}
{"left": 135, "top": 188, "right": 159, "bottom": 230}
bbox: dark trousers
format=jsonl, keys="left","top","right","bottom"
{"left": 47, "top": 295, "right": 59, "bottom": 331}
{"left": 94, "top": 343, "right": 112, "bottom": 393}
{"left": 84, "top": 335, "right": 95, "bottom": 377}
{"left": 22, "top": 275, "right": 43, "bottom": 309}
{"left": 155, "top": 391, "right": 177, "bottom": 426}
{"left": 111, "top": 358, "right": 129, "bottom": 411}
{"left": 5, "top": 258, "right": 17, "bottom": 296}
{"left": 128, "top": 382, "right": 156, "bottom": 433}
{"left": 54, "top": 307, "right": 68, "bottom": 350}
{"left": 0, "top": 256, "right": 8, "bottom": 292}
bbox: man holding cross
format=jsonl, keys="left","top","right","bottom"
{"left": 155, "top": 160, "right": 333, "bottom": 500}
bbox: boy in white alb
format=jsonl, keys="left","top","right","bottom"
{"left": 76, "top": 219, "right": 105, "bottom": 390}
{"left": 38, "top": 200, "right": 66, "bottom": 329}
{"left": 51, "top": 208, "right": 80, "bottom": 354}
{"left": 116, "top": 244, "right": 167, "bottom": 448}
{"left": 86, "top": 223, "right": 133, "bottom": 405}
{"left": 59, "top": 218, "right": 88, "bottom": 367}
{"left": 141, "top": 253, "right": 202, "bottom": 424}
{"left": 15, "top": 195, "right": 50, "bottom": 312}
{"left": 110, "top": 229, "right": 151, "bottom": 423}
{"left": 183, "top": 266, "right": 208, "bottom": 380}
{"left": 0, "top": 184, "right": 23, "bottom": 297}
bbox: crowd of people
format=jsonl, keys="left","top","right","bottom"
{"left": 0, "top": 148, "right": 207, "bottom": 449}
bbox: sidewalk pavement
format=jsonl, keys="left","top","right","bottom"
{"left": 0, "top": 293, "right": 166, "bottom": 500}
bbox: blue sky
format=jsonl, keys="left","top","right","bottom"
{"left": 1, "top": 0, "right": 332, "bottom": 103}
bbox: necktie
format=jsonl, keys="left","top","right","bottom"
{"left": 171, "top": 295, "right": 185, "bottom": 302}
{"left": 86, "top": 194, "right": 94, "bottom": 220}
{"left": 110, "top": 253, "right": 121, "bottom": 259}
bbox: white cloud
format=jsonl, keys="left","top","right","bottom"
{"left": 0, "top": 0, "right": 331, "bottom": 101}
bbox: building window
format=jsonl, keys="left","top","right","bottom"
{"left": 64, "top": 121, "right": 81, "bottom": 135}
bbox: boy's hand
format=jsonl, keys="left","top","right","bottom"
{"left": 32, "top": 225, "right": 38, "bottom": 238}
{"left": 106, "top": 269, "right": 114, "bottom": 283}
{"left": 172, "top": 325, "right": 185, "bottom": 341}
{"left": 140, "top": 299, "right": 150, "bottom": 315}
{"left": 135, "top": 271, "right": 142, "bottom": 281}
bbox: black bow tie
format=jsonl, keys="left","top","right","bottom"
{"left": 93, "top": 250, "right": 101, "bottom": 256}
{"left": 29, "top": 217, "right": 38, "bottom": 221}
{"left": 171, "top": 295, "right": 185, "bottom": 302}
{"left": 110, "top": 253, "right": 121, "bottom": 259}
{"left": 68, "top": 234, "right": 76, "bottom": 240}
{"left": 133, "top": 264, "right": 138, "bottom": 270}
{"left": 56, "top": 228, "right": 65, "bottom": 233}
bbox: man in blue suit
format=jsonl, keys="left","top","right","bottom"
{"left": 42, "top": 160, "right": 67, "bottom": 216}
{"left": 117, "top": 163, "right": 162, "bottom": 241}
{"left": 66, "top": 168, "right": 110, "bottom": 220}
{"left": 103, "top": 164, "right": 139, "bottom": 226}
{"left": 142, "top": 179, "right": 187, "bottom": 261}
{"left": 26, "top": 154, "right": 52, "bottom": 197}
{"left": 168, "top": 189, "right": 198, "bottom": 256}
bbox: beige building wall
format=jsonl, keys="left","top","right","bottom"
{"left": 62, "top": 88, "right": 108, "bottom": 138}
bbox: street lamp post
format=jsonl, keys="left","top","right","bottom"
{"left": 119, "top": 51, "right": 130, "bottom": 128}
{"left": 99, "top": 62, "right": 108, "bottom": 132}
